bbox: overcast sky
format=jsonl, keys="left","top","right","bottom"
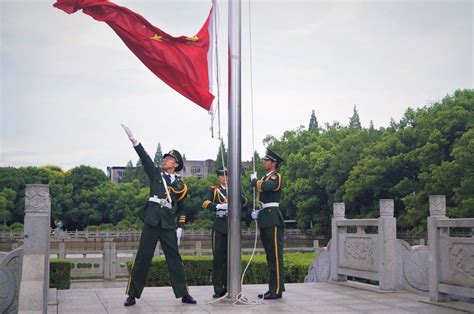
{"left": 1, "top": 0, "right": 473, "bottom": 172}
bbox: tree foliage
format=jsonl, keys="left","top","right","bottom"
{"left": 0, "top": 89, "right": 472, "bottom": 234}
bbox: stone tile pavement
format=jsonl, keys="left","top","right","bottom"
{"left": 48, "top": 282, "right": 474, "bottom": 313}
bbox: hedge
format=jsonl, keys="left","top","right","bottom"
{"left": 50, "top": 258, "right": 72, "bottom": 289}
{"left": 126, "top": 253, "right": 316, "bottom": 287}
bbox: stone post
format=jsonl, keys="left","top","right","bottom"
{"left": 104, "top": 241, "right": 111, "bottom": 280}
{"left": 330, "top": 203, "right": 346, "bottom": 281}
{"left": 428, "top": 195, "right": 450, "bottom": 302}
{"left": 196, "top": 241, "right": 202, "bottom": 256}
{"left": 18, "top": 184, "right": 51, "bottom": 314}
{"left": 378, "top": 199, "right": 396, "bottom": 290}
{"left": 313, "top": 240, "right": 320, "bottom": 254}
{"left": 11, "top": 242, "right": 19, "bottom": 250}
{"left": 58, "top": 242, "right": 65, "bottom": 259}
{"left": 110, "top": 242, "right": 116, "bottom": 280}
{"left": 154, "top": 242, "right": 161, "bottom": 257}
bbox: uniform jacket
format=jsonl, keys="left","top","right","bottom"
{"left": 135, "top": 143, "right": 189, "bottom": 230}
{"left": 202, "top": 185, "right": 251, "bottom": 234}
{"left": 251, "top": 171, "right": 284, "bottom": 229}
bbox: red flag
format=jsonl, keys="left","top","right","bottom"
{"left": 54, "top": 0, "right": 215, "bottom": 111}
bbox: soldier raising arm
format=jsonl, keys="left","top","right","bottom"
{"left": 121, "top": 124, "right": 197, "bottom": 306}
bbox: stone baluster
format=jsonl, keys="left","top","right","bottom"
{"left": 313, "top": 240, "right": 320, "bottom": 254}
{"left": 104, "top": 241, "right": 111, "bottom": 280}
{"left": 196, "top": 241, "right": 202, "bottom": 256}
{"left": 154, "top": 242, "right": 161, "bottom": 257}
{"left": 18, "top": 184, "right": 51, "bottom": 313}
{"left": 58, "top": 242, "right": 65, "bottom": 259}
{"left": 378, "top": 199, "right": 396, "bottom": 290}
{"left": 428, "top": 195, "right": 450, "bottom": 302}
{"left": 330, "top": 203, "right": 347, "bottom": 281}
{"left": 110, "top": 242, "right": 116, "bottom": 280}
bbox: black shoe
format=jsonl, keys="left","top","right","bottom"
{"left": 124, "top": 295, "right": 136, "bottom": 306}
{"left": 257, "top": 291, "right": 270, "bottom": 299}
{"left": 263, "top": 292, "right": 282, "bottom": 300}
{"left": 182, "top": 293, "right": 197, "bottom": 304}
{"left": 212, "top": 290, "right": 227, "bottom": 298}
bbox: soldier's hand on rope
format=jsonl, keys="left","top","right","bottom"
{"left": 250, "top": 172, "right": 257, "bottom": 182}
{"left": 176, "top": 227, "right": 183, "bottom": 246}
{"left": 251, "top": 209, "right": 260, "bottom": 220}
{"left": 121, "top": 124, "right": 137, "bottom": 145}
{"left": 216, "top": 203, "right": 228, "bottom": 211}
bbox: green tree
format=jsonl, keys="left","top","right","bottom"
{"left": 308, "top": 110, "right": 319, "bottom": 132}
{"left": 214, "top": 139, "right": 227, "bottom": 171}
{"left": 135, "top": 159, "right": 149, "bottom": 187}
{"left": 154, "top": 143, "right": 163, "bottom": 166}
{"left": 349, "top": 105, "right": 362, "bottom": 129}
{"left": 122, "top": 160, "right": 135, "bottom": 183}
{"left": 0, "top": 188, "right": 16, "bottom": 224}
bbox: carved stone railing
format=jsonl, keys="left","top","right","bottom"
{"left": 428, "top": 195, "right": 474, "bottom": 302}
{"left": 326, "top": 200, "right": 397, "bottom": 289}
{"left": 306, "top": 199, "right": 431, "bottom": 294}
{"left": 306, "top": 195, "right": 473, "bottom": 303}
{"left": 0, "top": 248, "right": 23, "bottom": 313}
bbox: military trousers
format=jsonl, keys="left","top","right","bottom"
{"left": 211, "top": 229, "right": 227, "bottom": 294}
{"left": 126, "top": 223, "right": 188, "bottom": 298}
{"left": 260, "top": 226, "right": 285, "bottom": 295}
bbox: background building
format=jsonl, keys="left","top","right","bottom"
{"left": 107, "top": 160, "right": 217, "bottom": 182}
{"left": 106, "top": 166, "right": 127, "bottom": 183}
{"left": 181, "top": 159, "right": 214, "bottom": 179}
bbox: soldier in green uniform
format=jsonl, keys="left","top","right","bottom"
{"left": 250, "top": 148, "right": 285, "bottom": 300}
{"left": 121, "top": 124, "right": 197, "bottom": 306}
{"left": 202, "top": 167, "right": 252, "bottom": 298}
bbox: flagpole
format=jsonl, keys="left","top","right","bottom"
{"left": 227, "top": 0, "right": 242, "bottom": 299}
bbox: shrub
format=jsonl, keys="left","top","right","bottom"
{"left": 99, "top": 223, "right": 114, "bottom": 231}
{"left": 126, "top": 253, "right": 316, "bottom": 287}
{"left": 0, "top": 225, "right": 11, "bottom": 232}
{"left": 84, "top": 225, "right": 99, "bottom": 231}
{"left": 188, "top": 219, "right": 212, "bottom": 231}
{"left": 50, "top": 258, "right": 72, "bottom": 289}
{"left": 10, "top": 222, "right": 23, "bottom": 231}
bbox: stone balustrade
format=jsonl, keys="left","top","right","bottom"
{"left": 326, "top": 200, "right": 396, "bottom": 290}
{"left": 306, "top": 195, "right": 474, "bottom": 303}
{"left": 428, "top": 195, "right": 474, "bottom": 302}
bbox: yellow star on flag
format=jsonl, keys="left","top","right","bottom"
{"left": 185, "top": 35, "right": 199, "bottom": 42}
{"left": 150, "top": 34, "right": 162, "bottom": 41}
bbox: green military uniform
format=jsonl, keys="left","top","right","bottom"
{"left": 202, "top": 171, "right": 251, "bottom": 296}
{"left": 126, "top": 143, "right": 190, "bottom": 299}
{"left": 251, "top": 149, "right": 285, "bottom": 297}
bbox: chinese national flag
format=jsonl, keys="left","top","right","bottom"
{"left": 54, "top": 0, "right": 215, "bottom": 111}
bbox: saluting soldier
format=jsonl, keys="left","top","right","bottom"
{"left": 250, "top": 148, "right": 285, "bottom": 300}
{"left": 202, "top": 167, "right": 252, "bottom": 298}
{"left": 121, "top": 124, "right": 197, "bottom": 306}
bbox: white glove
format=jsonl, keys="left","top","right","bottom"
{"left": 216, "top": 203, "right": 228, "bottom": 211}
{"left": 121, "top": 124, "right": 137, "bottom": 145}
{"left": 250, "top": 172, "right": 257, "bottom": 181}
{"left": 176, "top": 227, "right": 183, "bottom": 246}
{"left": 251, "top": 209, "right": 260, "bottom": 220}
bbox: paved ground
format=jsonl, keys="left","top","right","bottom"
{"left": 48, "top": 282, "right": 474, "bottom": 313}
